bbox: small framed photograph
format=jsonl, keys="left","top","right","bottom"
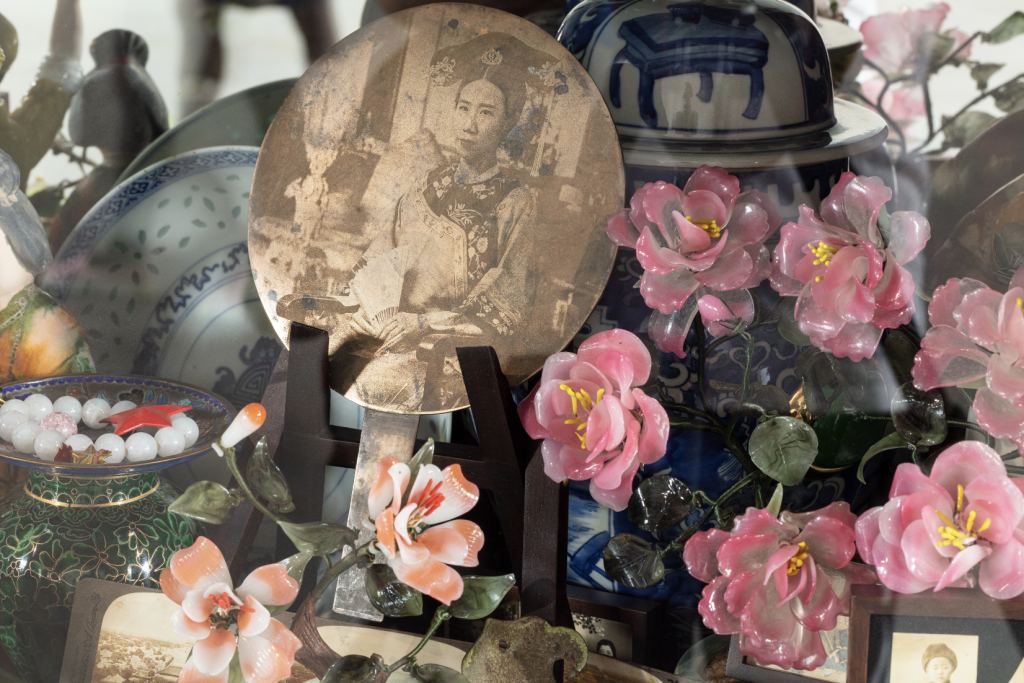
{"left": 573, "top": 613, "right": 634, "bottom": 663}
{"left": 847, "top": 584, "right": 1024, "bottom": 683}
{"left": 725, "top": 616, "right": 849, "bottom": 682}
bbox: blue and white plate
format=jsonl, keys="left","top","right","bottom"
{"left": 40, "top": 147, "right": 282, "bottom": 410}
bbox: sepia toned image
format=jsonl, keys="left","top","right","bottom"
{"left": 248, "top": 3, "right": 624, "bottom": 414}
{"left": 888, "top": 633, "right": 978, "bottom": 683}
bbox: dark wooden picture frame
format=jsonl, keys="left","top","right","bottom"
{"left": 847, "top": 584, "right": 1024, "bottom": 683}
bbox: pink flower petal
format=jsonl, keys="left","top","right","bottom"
{"left": 855, "top": 507, "right": 883, "bottom": 565}
{"left": 796, "top": 284, "right": 846, "bottom": 348}
{"left": 671, "top": 211, "right": 714, "bottom": 254}
{"left": 819, "top": 172, "right": 890, "bottom": 244}
{"left": 921, "top": 506, "right": 959, "bottom": 559}
{"left": 911, "top": 340, "right": 989, "bottom": 393}
{"left": 790, "top": 565, "right": 841, "bottom": 632}
{"left": 740, "top": 244, "right": 773, "bottom": 289}
{"left": 683, "top": 528, "right": 731, "bottom": 583}
{"left": 997, "top": 288, "right": 1024, "bottom": 361}
{"left": 636, "top": 227, "right": 691, "bottom": 276}
{"left": 179, "top": 657, "right": 229, "bottom": 683}
{"left": 648, "top": 300, "right": 699, "bottom": 358}
{"left": 419, "top": 464, "right": 479, "bottom": 526}
{"left": 975, "top": 388, "right": 1024, "bottom": 442}
{"left": 578, "top": 354, "right": 631, "bottom": 407}
{"left": 964, "top": 473, "right": 1024, "bottom": 540}
{"left": 877, "top": 497, "right": 907, "bottom": 547}
{"left": 732, "top": 508, "right": 800, "bottom": 541}
{"left": 978, "top": 535, "right": 1024, "bottom": 599}
{"left": 679, "top": 189, "right": 730, "bottom": 231}
{"left": 871, "top": 259, "right": 915, "bottom": 316}
{"left": 592, "top": 433, "right": 638, "bottom": 490}
{"left": 171, "top": 608, "right": 212, "bottom": 640}
{"left": 900, "top": 490, "right": 954, "bottom": 529}
{"left": 391, "top": 555, "right": 464, "bottom": 605}
{"left": 682, "top": 165, "right": 740, "bottom": 217}
{"left": 693, "top": 242, "right": 753, "bottom": 290}
{"left": 890, "top": 464, "right": 949, "bottom": 500}
{"left": 236, "top": 595, "right": 270, "bottom": 638}
{"left": 782, "top": 502, "right": 858, "bottom": 531}
{"left": 171, "top": 537, "right": 232, "bottom": 594}
{"left": 872, "top": 533, "right": 934, "bottom": 593}
{"left": 929, "top": 278, "right": 989, "bottom": 328}
{"left": 697, "top": 290, "right": 755, "bottom": 338}
{"left": 737, "top": 188, "right": 782, "bottom": 235}
{"left": 640, "top": 268, "right": 701, "bottom": 315}
{"left": 794, "top": 517, "right": 856, "bottom": 569}
{"left": 237, "top": 636, "right": 292, "bottom": 683}
{"left": 578, "top": 328, "right": 653, "bottom": 387}
{"left": 887, "top": 211, "right": 930, "bottom": 265}
{"left": 987, "top": 354, "right": 1024, "bottom": 408}
{"left": 899, "top": 520, "right": 951, "bottom": 583}
{"left": 584, "top": 395, "right": 629, "bottom": 458}
{"left": 934, "top": 544, "right": 991, "bottom": 592}
{"left": 540, "top": 439, "right": 568, "bottom": 481}
{"left": 930, "top": 440, "right": 1008, "bottom": 497}
{"left": 718, "top": 534, "right": 781, "bottom": 578}
{"left": 588, "top": 455, "right": 640, "bottom": 511}
{"left": 724, "top": 570, "right": 761, "bottom": 616}
{"left": 697, "top": 576, "right": 741, "bottom": 634}
{"left": 634, "top": 391, "right": 669, "bottom": 465}
{"left": 724, "top": 201, "right": 772, "bottom": 247}
{"left": 368, "top": 456, "right": 399, "bottom": 520}
{"left": 606, "top": 209, "right": 639, "bottom": 248}
{"left": 738, "top": 583, "right": 800, "bottom": 666}
{"left": 641, "top": 181, "right": 687, "bottom": 233}
{"left": 236, "top": 564, "right": 299, "bottom": 608}
{"left": 823, "top": 322, "right": 883, "bottom": 362}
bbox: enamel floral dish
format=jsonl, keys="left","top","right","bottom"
{"left": 0, "top": 375, "right": 234, "bottom": 476}
{"left": 40, "top": 147, "right": 282, "bottom": 410}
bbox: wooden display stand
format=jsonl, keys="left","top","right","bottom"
{"left": 213, "top": 321, "right": 662, "bottom": 665}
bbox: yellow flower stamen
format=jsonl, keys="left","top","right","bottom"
{"left": 935, "top": 485, "right": 992, "bottom": 552}
{"left": 808, "top": 241, "right": 839, "bottom": 283}
{"left": 786, "top": 542, "right": 809, "bottom": 576}
{"left": 559, "top": 383, "right": 607, "bottom": 452}
{"left": 686, "top": 215, "right": 722, "bottom": 238}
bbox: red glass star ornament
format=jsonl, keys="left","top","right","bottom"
{"left": 100, "top": 403, "right": 192, "bottom": 435}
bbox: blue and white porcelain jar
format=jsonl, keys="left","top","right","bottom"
{"left": 558, "top": 0, "right": 887, "bottom": 219}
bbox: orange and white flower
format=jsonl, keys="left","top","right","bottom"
{"left": 368, "top": 458, "right": 484, "bottom": 605}
{"left": 160, "top": 537, "right": 302, "bottom": 683}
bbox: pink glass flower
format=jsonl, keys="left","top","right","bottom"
{"left": 912, "top": 272, "right": 1024, "bottom": 449}
{"left": 518, "top": 329, "right": 670, "bottom": 511}
{"left": 770, "top": 172, "right": 930, "bottom": 361}
{"left": 683, "top": 503, "right": 876, "bottom": 670}
{"left": 606, "top": 166, "right": 781, "bottom": 356}
{"left": 368, "top": 457, "right": 483, "bottom": 605}
{"left": 855, "top": 441, "right": 1024, "bottom": 598}
{"left": 160, "top": 537, "right": 302, "bottom": 683}
{"left": 861, "top": 79, "right": 927, "bottom": 127}
{"left": 861, "top": 3, "right": 971, "bottom": 76}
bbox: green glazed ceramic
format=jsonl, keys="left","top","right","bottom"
{"left": 0, "top": 375, "right": 234, "bottom": 682}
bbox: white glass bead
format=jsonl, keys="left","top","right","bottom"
{"left": 34, "top": 430, "right": 65, "bottom": 461}
{"left": 52, "top": 396, "right": 83, "bottom": 423}
{"left": 12, "top": 421, "right": 42, "bottom": 454}
{"left": 82, "top": 398, "right": 112, "bottom": 429}
{"left": 0, "top": 399, "right": 27, "bottom": 416}
{"left": 65, "top": 434, "right": 94, "bottom": 452}
{"left": 0, "top": 411, "right": 28, "bottom": 441}
{"left": 155, "top": 427, "right": 185, "bottom": 457}
{"left": 110, "top": 400, "right": 137, "bottom": 416}
{"left": 125, "top": 432, "right": 158, "bottom": 462}
{"left": 95, "top": 433, "right": 126, "bottom": 463}
{"left": 171, "top": 415, "right": 199, "bottom": 447}
{"left": 24, "top": 394, "right": 54, "bottom": 422}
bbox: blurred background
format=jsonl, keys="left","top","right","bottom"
{"left": 1, "top": 0, "right": 1020, "bottom": 190}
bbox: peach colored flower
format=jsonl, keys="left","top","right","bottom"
{"left": 160, "top": 537, "right": 301, "bottom": 683}
{"left": 368, "top": 458, "right": 483, "bottom": 605}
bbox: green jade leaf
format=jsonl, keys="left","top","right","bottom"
{"left": 246, "top": 436, "right": 294, "bottom": 513}
{"left": 627, "top": 475, "right": 692, "bottom": 532}
{"left": 448, "top": 574, "right": 515, "bottom": 620}
{"left": 412, "top": 664, "right": 470, "bottom": 683}
{"left": 766, "top": 483, "right": 784, "bottom": 518}
{"left": 749, "top": 416, "right": 819, "bottom": 486}
{"left": 366, "top": 564, "right": 423, "bottom": 618}
{"left": 986, "top": 11, "right": 1024, "bottom": 44}
{"left": 169, "top": 481, "right": 244, "bottom": 524}
{"left": 603, "top": 534, "right": 664, "bottom": 589}
{"left": 322, "top": 654, "right": 387, "bottom": 683}
{"left": 857, "top": 432, "right": 911, "bottom": 484}
{"left": 279, "top": 521, "right": 357, "bottom": 556}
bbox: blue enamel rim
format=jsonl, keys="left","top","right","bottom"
{"left": 0, "top": 374, "right": 238, "bottom": 477}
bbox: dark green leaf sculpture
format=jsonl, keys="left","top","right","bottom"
{"left": 412, "top": 663, "right": 471, "bottom": 683}
{"left": 246, "top": 436, "right": 295, "bottom": 513}
{"left": 448, "top": 574, "right": 516, "bottom": 620}
{"left": 603, "top": 534, "right": 664, "bottom": 589}
{"left": 749, "top": 416, "right": 818, "bottom": 486}
{"left": 279, "top": 521, "right": 357, "bottom": 556}
{"left": 366, "top": 564, "right": 423, "bottom": 617}
{"left": 627, "top": 475, "right": 693, "bottom": 532}
{"left": 322, "top": 654, "right": 387, "bottom": 683}
{"left": 168, "top": 481, "right": 243, "bottom": 524}
{"left": 891, "top": 381, "right": 948, "bottom": 447}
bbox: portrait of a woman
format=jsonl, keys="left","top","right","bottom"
{"left": 331, "top": 33, "right": 557, "bottom": 410}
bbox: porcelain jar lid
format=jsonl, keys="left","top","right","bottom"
{"left": 560, "top": 0, "right": 849, "bottom": 145}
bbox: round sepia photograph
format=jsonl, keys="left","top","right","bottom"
{"left": 248, "top": 3, "right": 624, "bottom": 414}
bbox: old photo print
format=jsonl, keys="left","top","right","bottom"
{"left": 889, "top": 632, "right": 978, "bottom": 683}
{"left": 249, "top": 4, "right": 623, "bottom": 413}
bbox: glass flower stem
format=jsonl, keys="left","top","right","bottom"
{"left": 221, "top": 443, "right": 284, "bottom": 524}
{"left": 667, "top": 471, "right": 761, "bottom": 552}
{"left": 387, "top": 606, "right": 451, "bottom": 674}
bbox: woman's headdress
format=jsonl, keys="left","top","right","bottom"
{"left": 922, "top": 643, "right": 958, "bottom": 671}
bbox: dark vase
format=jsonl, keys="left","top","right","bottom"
{"left": 0, "top": 470, "right": 199, "bottom": 683}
